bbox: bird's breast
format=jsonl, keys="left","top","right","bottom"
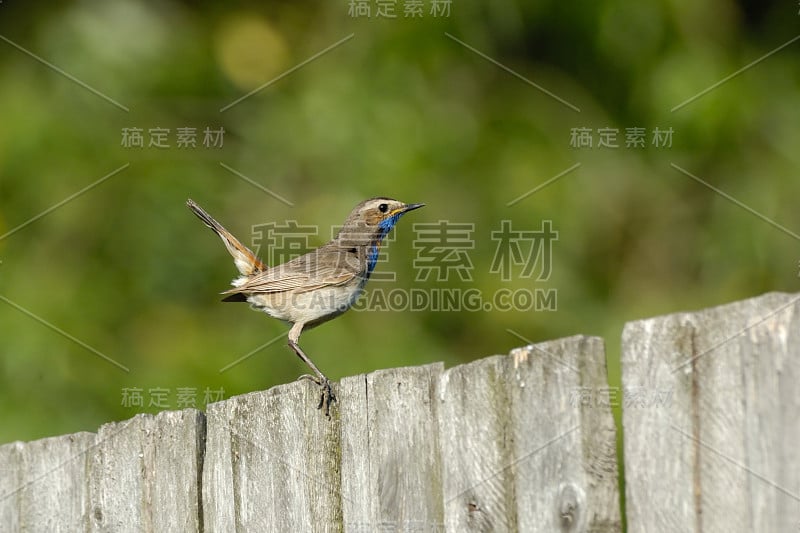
{"left": 246, "top": 280, "right": 366, "bottom": 325}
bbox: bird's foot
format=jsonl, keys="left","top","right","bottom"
{"left": 297, "top": 374, "right": 336, "bottom": 417}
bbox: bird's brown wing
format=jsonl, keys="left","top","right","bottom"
{"left": 222, "top": 249, "right": 359, "bottom": 295}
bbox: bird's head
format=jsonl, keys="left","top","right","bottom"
{"left": 336, "top": 197, "right": 424, "bottom": 246}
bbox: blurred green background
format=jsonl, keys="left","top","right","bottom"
{"left": 0, "top": 0, "right": 798, "bottom": 465}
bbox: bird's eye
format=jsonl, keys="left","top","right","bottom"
{"left": 378, "top": 203, "right": 389, "bottom": 213}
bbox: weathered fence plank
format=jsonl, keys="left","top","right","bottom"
{"left": 88, "top": 409, "right": 205, "bottom": 532}
{"left": 0, "top": 409, "right": 204, "bottom": 533}
{"left": 622, "top": 291, "right": 800, "bottom": 532}
{"left": 340, "top": 363, "right": 444, "bottom": 531}
{"left": 437, "top": 336, "right": 620, "bottom": 532}
{"left": 438, "top": 354, "right": 515, "bottom": 531}
{"left": 0, "top": 432, "right": 95, "bottom": 531}
{"left": 202, "top": 382, "right": 342, "bottom": 532}
{"left": 509, "top": 336, "right": 619, "bottom": 532}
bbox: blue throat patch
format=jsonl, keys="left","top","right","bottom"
{"left": 367, "top": 214, "right": 401, "bottom": 275}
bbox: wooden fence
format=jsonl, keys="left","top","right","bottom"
{"left": 1, "top": 291, "right": 798, "bottom": 532}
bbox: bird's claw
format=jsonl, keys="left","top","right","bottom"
{"left": 317, "top": 378, "right": 336, "bottom": 417}
{"left": 297, "top": 374, "right": 336, "bottom": 417}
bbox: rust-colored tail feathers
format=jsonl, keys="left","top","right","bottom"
{"left": 186, "top": 199, "right": 267, "bottom": 277}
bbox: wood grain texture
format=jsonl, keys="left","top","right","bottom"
{"left": 4, "top": 291, "right": 797, "bottom": 531}
{"left": 339, "top": 363, "right": 444, "bottom": 532}
{"left": 622, "top": 291, "right": 800, "bottom": 533}
{"left": 202, "top": 381, "right": 342, "bottom": 532}
{"left": 88, "top": 409, "right": 205, "bottom": 532}
{"left": 437, "top": 336, "right": 620, "bottom": 532}
{"left": 0, "top": 432, "right": 95, "bottom": 532}
{"left": 0, "top": 409, "right": 204, "bottom": 532}
{"left": 202, "top": 339, "right": 619, "bottom": 532}
{"left": 1, "top": 334, "right": 624, "bottom": 532}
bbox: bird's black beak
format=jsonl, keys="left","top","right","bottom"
{"left": 401, "top": 203, "right": 425, "bottom": 213}
{"left": 387, "top": 202, "right": 424, "bottom": 218}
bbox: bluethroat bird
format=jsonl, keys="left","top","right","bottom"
{"left": 187, "top": 197, "right": 424, "bottom": 416}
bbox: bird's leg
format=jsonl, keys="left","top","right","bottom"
{"left": 288, "top": 323, "right": 336, "bottom": 416}
{"left": 290, "top": 340, "right": 335, "bottom": 414}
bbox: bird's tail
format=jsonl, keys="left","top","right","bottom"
{"left": 186, "top": 199, "right": 267, "bottom": 277}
